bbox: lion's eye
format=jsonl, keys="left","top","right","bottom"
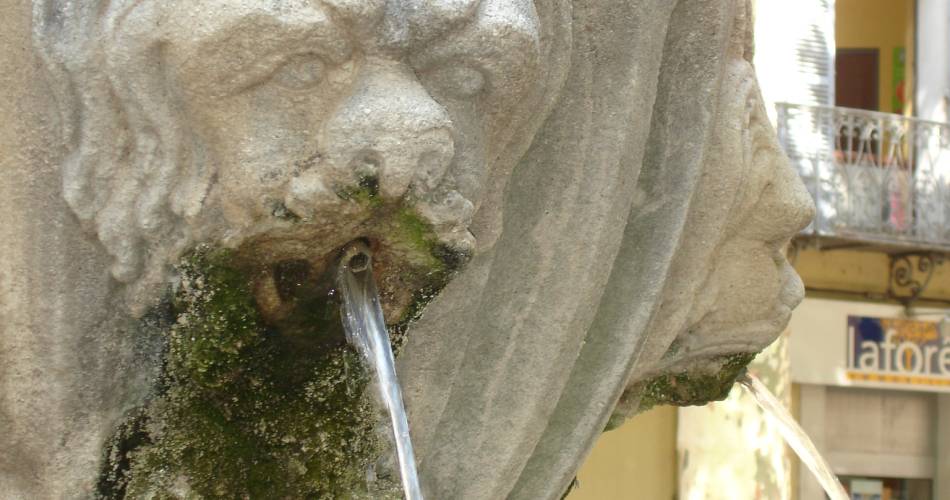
{"left": 426, "top": 65, "right": 485, "bottom": 98}
{"left": 270, "top": 54, "right": 327, "bottom": 91}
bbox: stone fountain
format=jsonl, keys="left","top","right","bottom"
{"left": 0, "top": 0, "right": 814, "bottom": 498}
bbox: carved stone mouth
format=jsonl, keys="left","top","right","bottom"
{"left": 241, "top": 197, "right": 473, "bottom": 342}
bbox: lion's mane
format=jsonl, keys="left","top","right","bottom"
{"left": 34, "top": 0, "right": 213, "bottom": 311}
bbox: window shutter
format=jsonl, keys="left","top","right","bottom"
{"left": 794, "top": 0, "right": 835, "bottom": 107}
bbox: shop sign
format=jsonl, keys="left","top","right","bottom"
{"left": 847, "top": 315, "right": 950, "bottom": 388}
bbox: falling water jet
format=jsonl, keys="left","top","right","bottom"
{"left": 337, "top": 241, "right": 424, "bottom": 500}
{"left": 738, "top": 372, "right": 848, "bottom": 500}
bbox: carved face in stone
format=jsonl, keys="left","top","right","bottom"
{"left": 163, "top": 0, "right": 542, "bottom": 245}
{"left": 621, "top": 57, "right": 816, "bottom": 404}
{"left": 37, "top": 0, "right": 556, "bottom": 315}
{"left": 696, "top": 65, "right": 805, "bottom": 345}
{"left": 681, "top": 62, "right": 814, "bottom": 360}
{"left": 20, "top": 0, "right": 816, "bottom": 497}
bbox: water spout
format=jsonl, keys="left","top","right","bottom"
{"left": 337, "top": 242, "right": 423, "bottom": 500}
{"left": 738, "top": 372, "right": 848, "bottom": 500}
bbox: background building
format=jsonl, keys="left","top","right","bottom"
{"left": 570, "top": 1, "right": 950, "bottom": 499}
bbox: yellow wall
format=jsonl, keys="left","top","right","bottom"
{"left": 794, "top": 247, "right": 950, "bottom": 304}
{"left": 567, "top": 406, "right": 677, "bottom": 500}
{"left": 836, "top": 0, "right": 915, "bottom": 113}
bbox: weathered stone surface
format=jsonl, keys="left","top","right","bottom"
{"left": 1, "top": 0, "right": 813, "bottom": 498}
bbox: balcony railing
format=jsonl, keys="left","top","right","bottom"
{"left": 777, "top": 102, "right": 950, "bottom": 251}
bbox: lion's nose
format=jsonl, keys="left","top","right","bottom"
{"left": 324, "top": 61, "right": 455, "bottom": 201}
{"left": 344, "top": 128, "right": 455, "bottom": 200}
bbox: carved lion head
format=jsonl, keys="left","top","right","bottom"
{"left": 34, "top": 0, "right": 569, "bottom": 315}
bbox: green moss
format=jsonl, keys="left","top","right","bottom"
{"left": 99, "top": 192, "right": 469, "bottom": 497}
{"left": 637, "top": 352, "right": 755, "bottom": 413}
{"left": 109, "top": 247, "right": 400, "bottom": 499}
{"left": 336, "top": 179, "right": 383, "bottom": 209}
{"left": 364, "top": 204, "right": 469, "bottom": 353}
{"left": 395, "top": 208, "right": 434, "bottom": 251}
{"left": 376, "top": 206, "right": 443, "bottom": 275}
{"left": 385, "top": 216, "right": 469, "bottom": 353}
{"left": 604, "top": 352, "right": 755, "bottom": 431}
{"left": 334, "top": 176, "right": 468, "bottom": 280}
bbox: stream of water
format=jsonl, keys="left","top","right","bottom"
{"left": 333, "top": 241, "right": 841, "bottom": 500}
{"left": 739, "top": 372, "right": 849, "bottom": 500}
{"left": 337, "top": 243, "right": 423, "bottom": 500}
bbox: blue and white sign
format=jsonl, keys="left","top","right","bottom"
{"left": 847, "top": 315, "right": 950, "bottom": 388}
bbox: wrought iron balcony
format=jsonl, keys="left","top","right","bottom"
{"left": 777, "top": 102, "right": 950, "bottom": 252}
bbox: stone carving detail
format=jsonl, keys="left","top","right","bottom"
{"left": 626, "top": 59, "right": 814, "bottom": 391}
{"left": 3, "top": 0, "right": 815, "bottom": 498}
{"left": 34, "top": 0, "right": 556, "bottom": 313}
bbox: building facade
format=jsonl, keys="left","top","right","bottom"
{"left": 780, "top": 1, "right": 950, "bottom": 499}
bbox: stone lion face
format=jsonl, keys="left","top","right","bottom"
{"left": 164, "top": 0, "right": 541, "bottom": 246}
{"left": 39, "top": 0, "right": 556, "bottom": 316}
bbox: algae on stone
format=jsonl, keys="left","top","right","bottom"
{"left": 94, "top": 187, "right": 468, "bottom": 498}
{"left": 102, "top": 248, "right": 401, "bottom": 499}
{"left": 635, "top": 352, "right": 755, "bottom": 412}
{"left": 604, "top": 352, "right": 756, "bottom": 431}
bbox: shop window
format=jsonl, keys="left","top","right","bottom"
{"left": 838, "top": 475, "right": 932, "bottom": 500}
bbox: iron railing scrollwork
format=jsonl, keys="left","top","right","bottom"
{"left": 776, "top": 102, "right": 950, "bottom": 251}
{"left": 887, "top": 252, "right": 945, "bottom": 305}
